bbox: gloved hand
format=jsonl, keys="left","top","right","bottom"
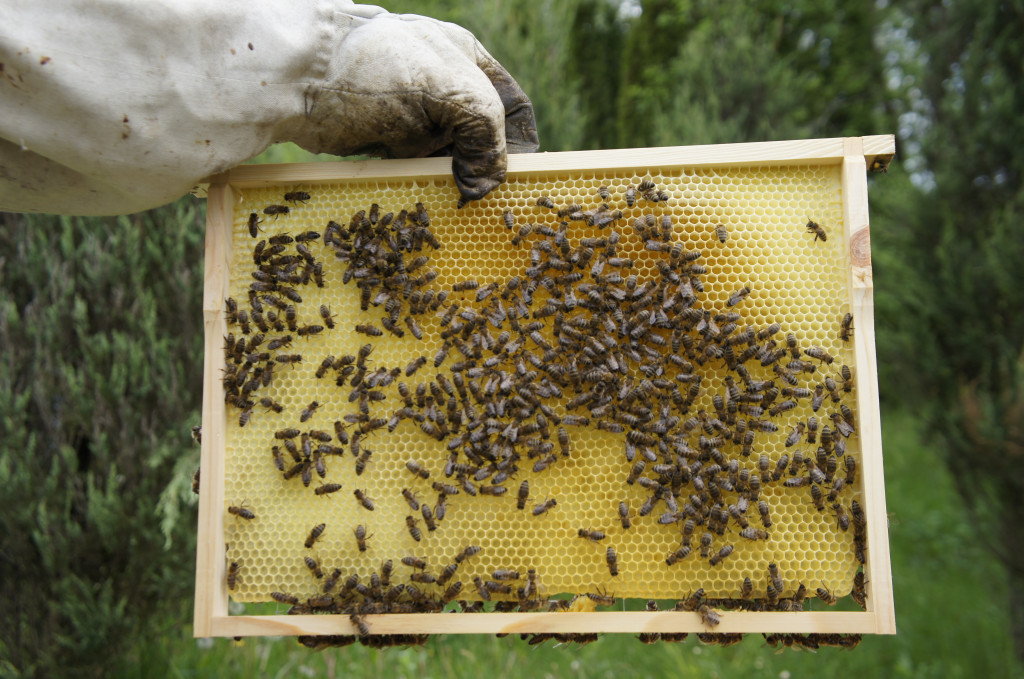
{"left": 291, "top": 11, "right": 538, "bottom": 202}
{"left": 0, "top": 1, "right": 537, "bottom": 216}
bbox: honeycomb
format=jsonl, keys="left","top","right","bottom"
{"left": 217, "top": 164, "right": 864, "bottom": 613}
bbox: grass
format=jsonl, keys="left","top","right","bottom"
{"left": 120, "top": 408, "right": 1022, "bottom": 679}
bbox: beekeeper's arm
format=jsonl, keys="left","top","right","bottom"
{"left": 0, "top": 1, "right": 538, "bottom": 216}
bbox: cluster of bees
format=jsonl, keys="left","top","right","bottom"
{"left": 254, "top": 539, "right": 578, "bottom": 649}
{"left": 219, "top": 179, "right": 866, "bottom": 648}
{"left": 231, "top": 529, "right": 863, "bottom": 650}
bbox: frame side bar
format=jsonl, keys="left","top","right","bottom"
{"left": 842, "top": 138, "right": 896, "bottom": 634}
{"left": 194, "top": 179, "right": 234, "bottom": 636}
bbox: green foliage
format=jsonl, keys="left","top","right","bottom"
{"left": 0, "top": 202, "right": 205, "bottom": 677}
{"left": 865, "top": 0, "right": 1024, "bottom": 658}
{"left": 871, "top": 1, "right": 1024, "bottom": 654}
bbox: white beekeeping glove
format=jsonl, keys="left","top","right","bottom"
{"left": 0, "top": 1, "right": 537, "bottom": 215}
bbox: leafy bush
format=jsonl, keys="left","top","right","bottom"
{"left": 0, "top": 201, "right": 205, "bottom": 677}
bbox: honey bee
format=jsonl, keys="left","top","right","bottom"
{"left": 826, "top": 475, "right": 845, "bottom": 502}
{"left": 314, "top": 356, "right": 335, "bottom": 380}
{"left": 578, "top": 529, "right": 606, "bottom": 542}
{"left": 606, "top": 547, "right": 619, "bottom": 576}
{"left": 830, "top": 412, "right": 855, "bottom": 438}
{"left": 405, "top": 461, "right": 431, "bottom": 480}
{"left": 739, "top": 527, "right": 768, "bottom": 541}
{"left": 300, "top": 400, "right": 320, "bottom": 422}
{"left": 614, "top": 501, "right": 630, "bottom": 532}
{"left": 354, "top": 323, "right": 383, "bottom": 337}
{"left": 263, "top": 204, "right": 290, "bottom": 218}
{"left": 490, "top": 569, "right": 519, "bottom": 582}
{"left": 269, "top": 446, "right": 288, "bottom": 473}
{"left": 404, "top": 316, "right": 424, "bottom": 340}
{"left": 454, "top": 545, "right": 482, "bottom": 563}
{"left": 270, "top": 591, "right": 303, "bottom": 607}
{"left": 356, "top": 342, "right": 374, "bottom": 365}
{"left": 709, "top": 545, "right": 734, "bottom": 566}
{"left": 265, "top": 334, "right": 293, "bottom": 352}
{"left": 666, "top": 544, "right": 692, "bottom": 566}
{"left": 511, "top": 223, "right": 533, "bottom": 246}
{"left": 421, "top": 504, "right": 437, "bottom": 531}
{"left": 804, "top": 346, "right": 834, "bottom": 365}
{"left": 698, "top": 604, "right": 721, "bottom": 628}
{"left": 314, "top": 482, "right": 343, "bottom": 496}
{"left": 841, "top": 457, "right": 857, "bottom": 487}
{"left": 517, "top": 480, "right": 530, "bottom": 510}
{"left": 805, "top": 218, "right": 827, "bottom": 242}
{"left": 816, "top": 586, "right": 838, "bottom": 605}
{"left": 502, "top": 210, "right": 515, "bottom": 229}
{"left": 626, "top": 459, "right": 646, "bottom": 485}
{"left": 305, "top": 523, "right": 326, "bottom": 548}
{"left": 345, "top": 446, "right": 368, "bottom": 474}
{"left": 551, "top": 426, "right": 570, "bottom": 456}
{"left": 835, "top": 366, "right": 851, "bottom": 393}
{"left": 284, "top": 191, "right": 310, "bottom": 204}
{"left": 536, "top": 196, "right": 555, "bottom": 209}
{"left": 333, "top": 420, "right": 350, "bottom": 445}
{"left": 406, "top": 515, "right": 422, "bottom": 541}
{"left": 316, "top": 304, "right": 335, "bottom": 330}
{"left": 839, "top": 312, "right": 854, "bottom": 342}
{"left": 228, "top": 504, "right": 255, "bottom": 520}
{"left": 768, "top": 563, "right": 785, "bottom": 594}
{"left": 727, "top": 286, "right": 751, "bottom": 307}
{"left": 414, "top": 201, "right": 431, "bottom": 227}
{"left": 832, "top": 502, "right": 851, "bottom": 532}
{"left": 354, "top": 524, "right": 372, "bottom": 552}
{"left": 318, "top": 567, "right": 341, "bottom": 594}
{"left": 432, "top": 482, "right": 459, "bottom": 496}
{"left": 349, "top": 613, "right": 371, "bottom": 637}
{"left": 226, "top": 560, "right": 241, "bottom": 590}
{"left": 247, "top": 212, "right": 262, "bottom": 237}
{"left": 304, "top": 555, "right": 323, "bottom": 579}
{"left": 306, "top": 594, "right": 334, "bottom": 610}
{"left": 354, "top": 489, "right": 375, "bottom": 511}
{"left": 235, "top": 405, "right": 253, "bottom": 428}
{"left": 409, "top": 572, "right": 437, "bottom": 585}
{"left": 480, "top": 484, "right": 507, "bottom": 497}
{"left": 397, "top": 489, "right": 420, "bottom": 513}
{"left": 851, "top": 572, "right": 867, "bottom": 609}
{"left": 434, "top": 341, "right": 451, "bottom": 368}
{"left": 715, "top": 224, "right": 728, "bottom": 243}
{"left": 810, "top": 484, "right": 826, "bottom": 511}
{"left": 470, "top": 576, "right": 492, "bottom": 602}
{"left": 737, "top": 577, "right": 753, "bottom": 602}
{"left": 625, "top": 186, "right": 637, "bottom": 207}
{"left": 757, "top": 500, "right": 772, "bottom": 528}
{"left": 533, "top": 498, "right": 557, "bottom": 516}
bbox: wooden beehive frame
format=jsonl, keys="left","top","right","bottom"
{"left": 194, "top": 135, "right": 897, "bottom": 638}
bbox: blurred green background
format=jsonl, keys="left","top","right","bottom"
{"left": 3, "top": 0, "right": 1024, "bottom": 677}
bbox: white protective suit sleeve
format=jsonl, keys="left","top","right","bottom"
{"left": 0, "top": 0, "right": 538, "bottom": 215}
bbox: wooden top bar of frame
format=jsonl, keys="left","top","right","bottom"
{"left": 216, "top": 135, "right": 896, "bottom": 188}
